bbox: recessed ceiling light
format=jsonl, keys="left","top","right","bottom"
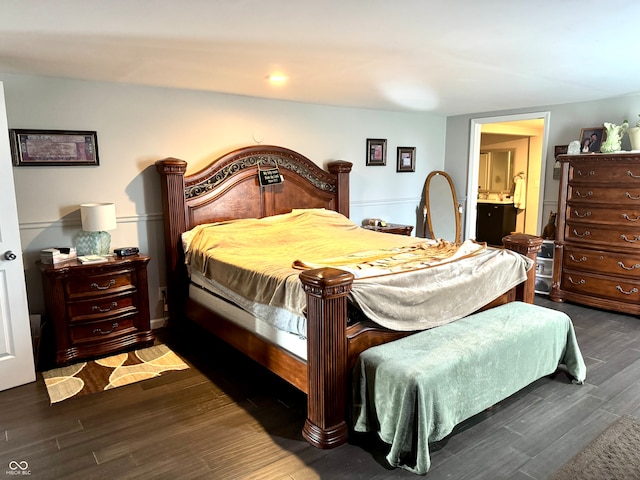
{"left": 265, "top": 74, "right": 287, "bottom": 84}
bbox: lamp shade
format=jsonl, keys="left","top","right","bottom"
{"left": 80, "top": 203, "right": 117, "bottom": 232}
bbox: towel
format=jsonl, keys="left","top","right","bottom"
{"left": 513, "top": 176, "right": 525, "bottom": 209}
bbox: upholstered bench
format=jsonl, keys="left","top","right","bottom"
{"left": 351, "top": 301, "right": 586, "bottom": 474}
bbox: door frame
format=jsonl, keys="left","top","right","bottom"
{"left": 465, "top": 111, "right": 551, "bottom": 240}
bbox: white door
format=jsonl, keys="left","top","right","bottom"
{"left": 0, "top": 81, "right": 36, "bottom": 391}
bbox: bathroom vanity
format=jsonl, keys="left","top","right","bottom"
{"left": 476, "top": 199, "right": 517, "bottom": 246}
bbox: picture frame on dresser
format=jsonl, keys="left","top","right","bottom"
{"left": 578, "top": 127, "right": 605, "bottom": 154}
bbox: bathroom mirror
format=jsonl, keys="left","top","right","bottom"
{"left": 424, "top": 171, "right": 461, "bottom": 243}
{"left": 478, "top": 149, "right": 514, "bottom": 194}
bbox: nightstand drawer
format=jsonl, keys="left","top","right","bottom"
{"left": 65, "top": 269, "right": 136, "bottom": 299}
{"left": 67, "top": 292, "right": 137, "bottom": 322}
{"left": 70, "top": 316, "right": 137, "bottom": 344}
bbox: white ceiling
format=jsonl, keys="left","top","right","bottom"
{"left": 1, "top": 1, "right": 639, "bottom": 116}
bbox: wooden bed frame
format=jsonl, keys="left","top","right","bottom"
{"left": 155, "top": 145, "right": 542, "bottom": 450}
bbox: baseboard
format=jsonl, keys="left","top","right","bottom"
{"left": 151, "top": 317, "right": 168, "bottom": 330}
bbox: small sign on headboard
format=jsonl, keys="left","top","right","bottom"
{"left": 258, "top": 167, "right": 284, "bottom": 186}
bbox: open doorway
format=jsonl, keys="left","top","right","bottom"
{"left": 465, "top": 112, "right": 550, "bottom": 242}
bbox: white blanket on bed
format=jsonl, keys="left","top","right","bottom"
{"left": 183, "top": 209, "right": 532, "bottom": 335}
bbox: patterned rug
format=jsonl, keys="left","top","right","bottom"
{"left": 552, "top": 415, "right": 640, "bottom": 479}
{"left": 42, "top": 344, "right": 189, "bottom": 404}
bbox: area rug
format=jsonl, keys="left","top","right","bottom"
{"left": 42, "top": 344, "right": 189, "bottom": 404}
{"left": 552, "top": 415, "right": 640, "bottom": 479}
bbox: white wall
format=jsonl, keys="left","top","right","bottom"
{"left": 2, "top": 73, "right": 446, "bottom": 322}
{"left": 445, "top": 94, "right": 640, "bottom": 237}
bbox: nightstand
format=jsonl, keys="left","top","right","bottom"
{"left": 363, "top": 223, "right": 414, "bottom": 236}
{"left": 40, "top": 254, "right": 155, "bottom": 366}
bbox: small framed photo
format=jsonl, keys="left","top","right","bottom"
{"left": 578, "top": 127, "right": 606, "bottom": 154}
{"left": 10, "top": 129, "right": 99, "bottom": 166}
{"left": 366, "top": 138, "right": 387, "bottom": 166}
{"left": 554, "top": 145, "right": 568, "bottom": 158}
{"left": 553, "top": 145, "right": 568, "bottom": 180}
{"left": 396, "top": 147, "right": 416, "bottom": 172}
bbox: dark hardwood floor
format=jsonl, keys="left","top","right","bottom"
{"left": 2, "top": 296, "right": 640, "bottom": 479}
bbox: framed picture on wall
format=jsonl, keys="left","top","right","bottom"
{"left": 9, "top": 129, "right": 99, "bottom": 166}
{"left": 396, "top": 147, "right": 416, "bottom": 172}
{"left": 578, "top": 127, "right": 606, "bottom": 154}
{"left": 366, "top": 138, "right": 387, "bottom": 166}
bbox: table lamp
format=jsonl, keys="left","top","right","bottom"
{"left": 76, "top": 203, "right": 117, "bottom": 255}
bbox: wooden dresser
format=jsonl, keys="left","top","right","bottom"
{"left": 40, "top": 254, "right": 155, "bottom": 366}
{"left": 552, "top": 153, "right": 640, "bottom": 314}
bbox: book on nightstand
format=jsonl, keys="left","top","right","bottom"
{"left": 77, "top": 255, "right": 108, "bottom": 264}
{"left": 40, "top": 247, "right": 77, "bottom": 264}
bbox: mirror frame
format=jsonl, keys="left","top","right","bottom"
{"left": 424, "top": 170, "right": 462, "bottom": 244}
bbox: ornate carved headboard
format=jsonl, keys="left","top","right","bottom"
{"left": 155, "top": 145, "right": 352, "bottom": 317}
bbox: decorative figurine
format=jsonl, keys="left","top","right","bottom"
{"left": 542, "top": 211, "right": 557, "bottom": 240}
{"left": 600, "top": 120, "right": 629, "bottom": 153}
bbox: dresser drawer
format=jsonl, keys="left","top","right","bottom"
{"left": 67, "top": 292, "right": 137, "bottom": 322}
{"left": 69, "top": 316, "right": 137, "bottom": 344}
{"left": 565, "top": 223, "right": 640, "bottom": 248}
{"left": 568, "top": 185, "right": 640, "bottom": 205}
{"left": 560, "top": 269, "right": 640, "bottom": 304}
{"left": 563, "top": 246, "right": 640, "bottom": 278}
{"left": 65, "top": 269, "right": 136, "bottom": 300}
{"left": 567, "top": 204, "right": 640, "bottom": 226}
{"left": 569, "top": 162, "right": 640, "bottom": 185}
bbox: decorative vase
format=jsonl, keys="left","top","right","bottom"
{"left": 629, "top": 126, "right": 640, "bottom": 151}
{"left": 600, "top": 121, "right": 628, "bottom": 153}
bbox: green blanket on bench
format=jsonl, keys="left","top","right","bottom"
{"left": 351, "top": 301, "right": 586, "bottom": 474}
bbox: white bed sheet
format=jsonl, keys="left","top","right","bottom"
{"left": 189, "top": 276, "right": 308, "bottom": 361}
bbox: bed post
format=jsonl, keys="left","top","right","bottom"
{"left": 155, "top": 158, "right": 188, "bottom": 321}
{"left": 328, "top": 160, "right": 352, "bottom": 218}
{"left": 502, "top": 234, "right": 543, "bottom": 304}
{"left": 299, "top": 267, "right": 355, "bottom": 449}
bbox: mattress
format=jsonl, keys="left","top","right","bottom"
{"left": 184, "top": 209, "right": 532, "bottom": 334}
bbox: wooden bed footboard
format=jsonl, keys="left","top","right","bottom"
{"left": 299, "top": 233, "right": 542, "bottom": 449}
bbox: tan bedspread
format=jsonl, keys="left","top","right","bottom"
{"left": 183, "top": 209, "right": 532, "bottom": 332}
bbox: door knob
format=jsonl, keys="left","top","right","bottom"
{"left": 4, "top": 251, "right": 17, "bottom": 261}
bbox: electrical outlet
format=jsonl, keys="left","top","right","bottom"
{"left": 159, "top": 287, "right": 168, "bottom": 312}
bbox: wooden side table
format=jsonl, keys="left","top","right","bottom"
{"left": 40, "top": 254, "right": 155, "bottom": 366}
{"left": 363, "top": 223, "right": 414, "bottom": 236}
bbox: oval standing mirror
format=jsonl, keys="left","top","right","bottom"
{"left": 424, "top": 171, "right": 461, "bottom": 243}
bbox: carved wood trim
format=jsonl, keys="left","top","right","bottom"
{"left": 300, "top": 268, "right": 354, "bottom": 449}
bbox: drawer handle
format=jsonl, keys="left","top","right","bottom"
{"left": 577, "top": 170, "right": 595, "bottom": 177}
{"left": 616, "top": 286, "right": 639, "bottom": 295}
{"left": 93, "top": 322, "right": 119, "bottom": 335}
{"left": 569, "top": 254, "right": 587, "bottom": 263}
{"left": 621, "top": 234, "right": 640, "bottom": 243}
{"left": 92, "top": 301, "right": 118, "bottom": 313}
{"left": 625, "top": 192, "right": 640, "bottom": 200}
{"left": 573, "top": 210, "right": 591, "bottom": 218}
{"left": 568, "top": 277, "right": 585, "bottom": 285}
{"left": 618, "top": 261, "right": 640, "bottom": 270}
{"left": 90, "top": 279, "right": 116, "bottom": 290}
{"left": 628, "top": 170, "right": 640, "bottom": 178}
{"left": 572, "top": 229, "right": 590, "bottom": 237}
{"left": 622, "top": 213, "right": 640, "bottom": 222}
{"left": 575, "top": 190, "right": 593, "bottom": 198}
